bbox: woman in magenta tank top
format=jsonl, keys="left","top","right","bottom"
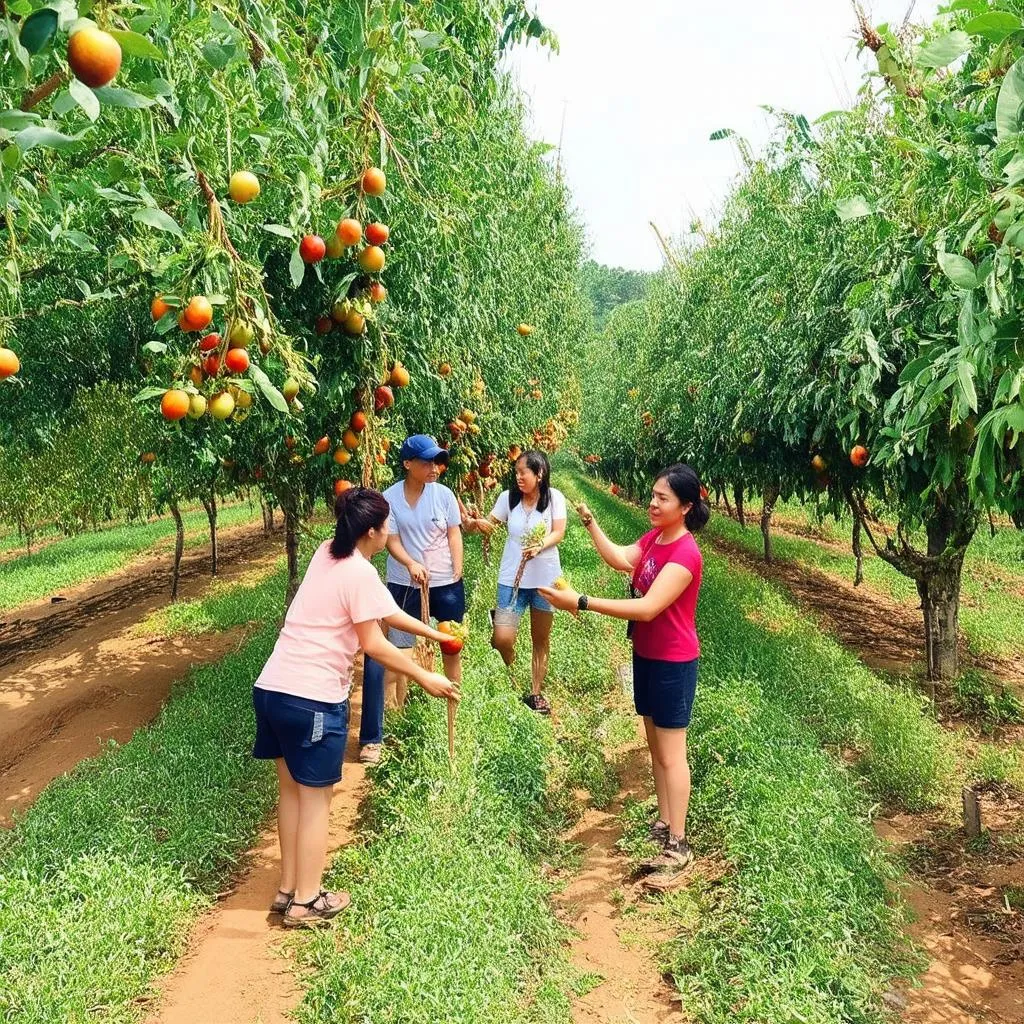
{"left": 540, "top": 464, "right": 708, "bottom": 880}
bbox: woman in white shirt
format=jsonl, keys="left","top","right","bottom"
{"left": 477, "top": 450, "right": 566, "bottom": 714}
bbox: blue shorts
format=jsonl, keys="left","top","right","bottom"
{"left": 252, "top": 687, "right": 349, "bottom": 787}
{"left": 386, "top": 579, "right": 466, "bottom": 648}
{"left": 496, "top": 583, "right": 553, "bottom": 615}
{"left": 632, "top": 654, "right": 698, "bottom": 729}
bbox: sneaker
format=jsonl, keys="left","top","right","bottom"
{"left": 648, "top": 820, "right": 669, "bottom": 848}
{"left": 522, "top": 692, "right": 552, "bottom": 715}
{"left": 359, "top": 743, "right": 382, "bottom": 765}
{"left": 641, "top": 836, "right": 694, "bottom": 875}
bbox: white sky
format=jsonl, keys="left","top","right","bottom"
{"left": 507, "top": 0, "right": 940, "bottom": 271}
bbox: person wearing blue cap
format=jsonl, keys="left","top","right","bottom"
{"left": 359, "top": 434, "right": 464, "bottom": 764}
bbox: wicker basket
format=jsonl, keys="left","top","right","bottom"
{"left": 410, "top": 581, "right": 437, "bottom": 672}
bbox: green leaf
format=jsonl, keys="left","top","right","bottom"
{"left": 915, "top": 31, "right": 972, "bottom": 68}
{"left": 957, "top": 360, "right": 978, "bottom": 412}
{"left": 19, "top": 7, "right": 58, "bottom": 53}
{"left": 202, "top": 40, "right": 234, "bottom": 69}
{"left": 249, "top": 364, "right": 288, "bottom": 413}
{"left": 262, "top": 223, "right": 293, "bottom": 238}
{"left": 836, "top": 196, "right": 874, "bottom": 221}
{"left": 964, "top": 11, "right": 1022, "bottom": 43}
{"left": 142, "top": 340, "right": 168, "bottom": 354}
{"left": 937, "top": 251, "right": 978, "bottom": 289}
{"left": 709, "top": 128, "right": 736, "bottom": 141}
{"left": 92, "top": 86, "right": 155, "bottom": 108}
{"left": 69, "top": 78, "right": 100, "bottom": 122}
{"left": 61, "top": 229, "right": 98, "bottom": 251}
{"left": 13, "top": 125, "right": 84, "bottom": 152}
{"left": 133, "top": 385, "right": 168, "bottom": 402}
{"left": 996, "top": 56, "right": 1024, "bottom": 141}
{"left": 132, "top": 207, "right": 183, "bottom": 237}
{"left": 289, "top": 246, "right": 305, "bottom": 287}
{"left": 108, "top": 29, "right": 165, "bottom": 60}
{"left": 411, "top": 29, "right": 444, "bottom": 50}
{"left": 0, "top": 109, "right": 40, "bottom": 130}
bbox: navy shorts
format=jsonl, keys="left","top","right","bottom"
{"left": 632, "top": 654, "right": 698, "bottom": 729}
{"left": 386, "top": 579, "right": 466, "bottom": 648}
{"left": 252, "top": 687, "right": 349, "bottom": 787}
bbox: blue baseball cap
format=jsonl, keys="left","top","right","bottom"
{"left": 400, "top": 434, "right": 449, "bottom": 463}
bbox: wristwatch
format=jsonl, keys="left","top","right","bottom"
{"left": 577, "top": 594, "right": 589, "bottom": 612}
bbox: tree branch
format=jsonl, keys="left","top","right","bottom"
{"left": 21, "top": 71, "right": 66, "bottom": 112}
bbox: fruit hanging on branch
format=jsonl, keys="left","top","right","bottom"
{"left": 0, "top": 347, "right": 20, "bottom": 379}
{"left": 224, "top": 348, "right": 250, "bottom": 373}
{"left": 151, "top": 296, "right": 171, "bottom": 321}
{"left": 228, "top": 171, "right": 261, "bottom": 204}
{"left": 810, "top": 454, "right": 827, "bottom": 474}
{"left": 333, "top": 447, "right": 352, "bottom": 465}
{"left": 374, "top": 385, "right": 394, "bottom": 412}
{"left": 390, "top": 363, "right": 410, "bottom": 388}
{"left": 350, "top": 410, "right": 367, "bottom": 432}
{"left": 337, "top": 219, "right": 362, "bottom": 247}
{"left": 313, "top": 436, "right": 331, "bottom": 456}
{"left": 850, "top": 445, "right": 869, "bottom": 468}
{"left": 188, "top": 394, "right": 207, "bottom": 419}
{"left": 300, "top": 234, "right": 326, "bottom": 263}
{"left": 209, "top": 392, "right": 235, "bottom": 420}
{"left": 334, "top": 479, "right": 354, "bottom": 497}
{"left": 517, "top": 323, "right": 534, "bottom": 336}
{"left": 67, "top": 27, "right": 122, "bottom": 88}
{"left": 361, "top": 167, "right": 387, "bottom": 196}
{"left": 369, "top": 282, "right": 387, "bottom": 304}
{"left": 199, "top": 332, "right": 220, "bottom": 352}
{"left": 365, "top": 222, "right": 390, "bottom": 245}
{"left": 161, "top": 389, "right": 190, "bottom": 421}
{"left": 358, "top": 246, "right": 386, "bottom": 273}
{"left": 282, "top": 378, "right": 300, "bottom": 403}
{"left": 315, "top": 316, "right": 333, "bottom": 335}
{"left": 179, "top": 296, "right": 214, "bottom": 333}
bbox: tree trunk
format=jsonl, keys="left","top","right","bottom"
{"left": 852, "top": 517, "right": 864, "bottom": 587}
{"left": 169, "top": 499, "right": 185, "bottom": 599}
{"left": 760, "top": 485, "right": 779, "bottom": 563}
{"left": 715, "top": 479, "right": 732, "bottom": 515}
{"left": 733, "top": 483, "right": 746, "bottom": 528}
{"left": 201, "top": 492, "right": 218, "bottom": 576}
{"left": 261, "top": 498, "right": 273, "bottom": 535}
{"left": 917, "top": 557, "right": 965, "bottom": 685}
{"left": 284, "top": 505, "right": 300, "bottom": 609}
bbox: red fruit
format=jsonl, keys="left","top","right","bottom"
{"left": 369, "top": 282, "right": 387, "bottom": 304}
{"left": 337, "top": 218, "right": 362, "bottom": 247}
{"left": 350, "top": 410, "right": 367, "bottom": 432}
{"left": 67, "top": 27, "right": 122, "bottom": 88}
{"left": 439, "top": 636, "right": 463, "bottom": 656}
{"left": 300, "top": 234, "right": 326, "bottom": 263}
{"left": 365, "top": 222, "right": 390, "bottom": 246}
{"left": 374, "top": 385, "right": 394, "bottom": 412}
{"left": 850, "top": 445, "right": 870, "bottom": 468}
{"left": 313, "top": 436, "right": 331, "bottom": 456}
{"left": 199, "top": 332, "right": 221, "bottom": 352}
{"left": 315, "top": 316, "right": 333, "bottom": 335}
{"left": 225, "top": 348, "right": 250, "bottom": 374}
{"left": 203, "top": 355, "right": 221, "bottom": 377}
{"left": 0, "top": 347, "right": 21, "bottom": 379}
{"left": 438, "top": 362, "right": 452, "bottom": 377}
{"left": 361, "top": 167, "right": 386, "bottom": 196}
{"left": 700, "top": 485, "right": 709, "bottom": 501}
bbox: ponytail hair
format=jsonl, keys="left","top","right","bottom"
{"left": 657, "top": 463, "right": 710, "bottom": 533}
{"left": 330, "top": 487, "right": 390, "bottom": 558}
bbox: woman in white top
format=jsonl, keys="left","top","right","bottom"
{"left": 477, "top": 450, "right": 566, "bottom": 714}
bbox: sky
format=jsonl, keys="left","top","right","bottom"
{"left": 507, "top": 0, "right": 940, "bottom": 271}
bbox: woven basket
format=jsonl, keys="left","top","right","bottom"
{"left": 411, "top": 581, "right": 437, "bottom": 672}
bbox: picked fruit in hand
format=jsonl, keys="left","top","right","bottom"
{"left": 523, "top": 522, "right": 547, "bottom": 551}
{"left": 552, "top": 576, "right": 571, "bottom": 591}
{"left": 437, "top": 620, "right": 468, "bottom": 656}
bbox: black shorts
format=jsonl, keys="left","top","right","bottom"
{"left": 632, "top": 654, "right": 698, "bottom": 729}
{"left": 252, "top": 687, "right": 349, "bottom": 787}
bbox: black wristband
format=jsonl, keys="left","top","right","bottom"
{"left": 577, "top": 594, "right": 589, "bottom": 612}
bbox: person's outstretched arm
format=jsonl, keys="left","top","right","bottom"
{"left": 540, "top": 563, "right": 692, "bottom": 622}
{"left": 356, "top": 619, "right": 458, "bottom": 699}
{"left": 575, "top": 502, "right": 641, "bottom": 573}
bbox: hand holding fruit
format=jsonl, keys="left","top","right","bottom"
{"left": 538, "top": 583, "right": 579, "bottom": 613}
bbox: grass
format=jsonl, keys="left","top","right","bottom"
{"left": 565, "top": 471, "right": 926, "bottom": 1023}
{"left": 706, "top": 505, "right": 1024, "bottom": 663}
{"left": 0, "top": 500, "right": 263, "bottom": 613}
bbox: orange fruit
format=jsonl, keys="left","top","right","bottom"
{"left": 181, "top": 296, "right": 213, "bottom": 332}
{"left": 438, "top": 362, "right": 451, "bottom": 377}
{"left": 369, "top": 282, "right": 387, "bottom": 304}
{"left": 225, "top": 348, "right": 250, "bottom": 374}
{"left": 350, "top": 410, "right": 367, "bottom": 432}
{"left": 313, "top": 436, "right": 331, "bottom": 456}
{"left": 333, "top": 448, "right": 351, "bottom": 465}
{"left": 358, "top": 246, "right": 386, "bottom": 273}
{"left": 389, "top": 363, "right": 410, "bottom": 387}
{"left": 151, "top": 295, "right": 170, "bottom": 321}
{"left": 161, "top": 389, "right": 190, "bottom": 421}
{"left": 361, "top": 167, "right": 386, "bottom": 196}
{"left": 337, "top": 218, "right": 362, "bottom": 246}
{"left": 140, "top": 452, "right": 156, "bottom": 465}
{"left": 343, "top": 310, "right": 365, "bottom": 336}
{"left": 517, "top": 323, "right": 533, "bottom": 336}
{"left": 334, "top": 479, "right": 354, "bottom": 497}
{"left": 365, "top": 222, "right": 390, "bottom": 245}
{"left": 228, "top": 170, "right": 260, "bottom": 203}
{"left": 67, "top": 27, "right": 121, "bottom": 88}
{"left": 343, "top": 429, "right": 360, "bottom": 451}
{"left": 850, "top": 445, "right": 870, "bottom": 468}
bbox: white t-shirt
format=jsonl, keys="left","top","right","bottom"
{"left": 490, "top": 488, "right": 567, "bottom": 589}
{"left": 383, "top": 481, "right": 462, "bottom": 587}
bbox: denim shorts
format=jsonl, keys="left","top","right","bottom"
{"left": 496, "top": 583, "right": 553, "bottom": 615}
{"left": 252, "top": 687, "right": 349, "bottom": 787}
{"left": 632, "top": 654, "right": 698, "bottom": 729}
{"left": 386, "top": 579, "right": 466, "bottom": 648}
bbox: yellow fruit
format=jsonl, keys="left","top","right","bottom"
{"left": 552, "top": 576, "right": 570, "bottom": 591}
{"left": 343, "top": 429, "right": 360, "bottom": 451}
{"left": 187, "top": 393, "right": 207, "bottom": 419}
{"left": 236, "top": 390, "right": 253, "bottom": 409}
{"left": 283, "top": 378, "right": 300, "bottom": 402}
{"left": 228, "top": 170, "right": 260, "bottom": 203}
{"left": 333, "top": 448, "right": 352, "bottom": 465}
{"left": 209, "top": 391, "right": 235, "bottom": 420}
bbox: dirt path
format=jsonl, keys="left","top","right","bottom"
{"left": 554, "top": 737, "right": 685, "bottom": 1024}
{"left": 1, "top": 523, "right": 284, "bottom": 822}
{"left": 146, "top": 671, "right": 370, "bottom": 1024}
{"left": 877, "top": 793, "right": 1024, "bottom": 1024}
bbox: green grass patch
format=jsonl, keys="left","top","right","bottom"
{"left": 0, "top": 501, "right": 263, "bottom": 613}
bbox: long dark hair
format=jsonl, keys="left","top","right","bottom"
{"left": 509, "top": 449, "right": 552, "bottom": 514}
{"left": 331, "top": 487, "right": 390, "bottom": 558}
{"left": 657, "top": 463, "right": 710, "bottom": 533}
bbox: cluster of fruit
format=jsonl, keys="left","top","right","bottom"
{"left": 437, "top": 620, "right": 468, "bottom": 656}
{"left": 809, "top": 445, "right": 869, "bottom": 490}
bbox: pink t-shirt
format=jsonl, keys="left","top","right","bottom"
{"left": 255, "top": 542, "right": 399, "bottom": 703}
{"left": 630, "top": 529, "right": 702, "bottom": 662}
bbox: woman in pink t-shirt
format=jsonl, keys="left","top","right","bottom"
{"left": 253, "top": 488, "right": 458, "bottom": 927}
{"left": 540, "top": 464, "right": 708, "bottom": 881}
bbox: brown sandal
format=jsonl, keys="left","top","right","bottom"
{"left": 270, "top": 889, "right": 294, "bottom": 914}
{"left": 282, "top": 889, "right": 351, "bottom": 928}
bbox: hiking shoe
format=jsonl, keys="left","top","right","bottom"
{"left": 648, "top": 820, "right": 670, "bottom": 848}
{"left": 522, "top": 692, "right": 552, "bottom": 715}
{"left": 359, "top": 743, "right": 382, "bottom": 765}
{"left": 641, "top": 837, "right": 693, "bottom": 874}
